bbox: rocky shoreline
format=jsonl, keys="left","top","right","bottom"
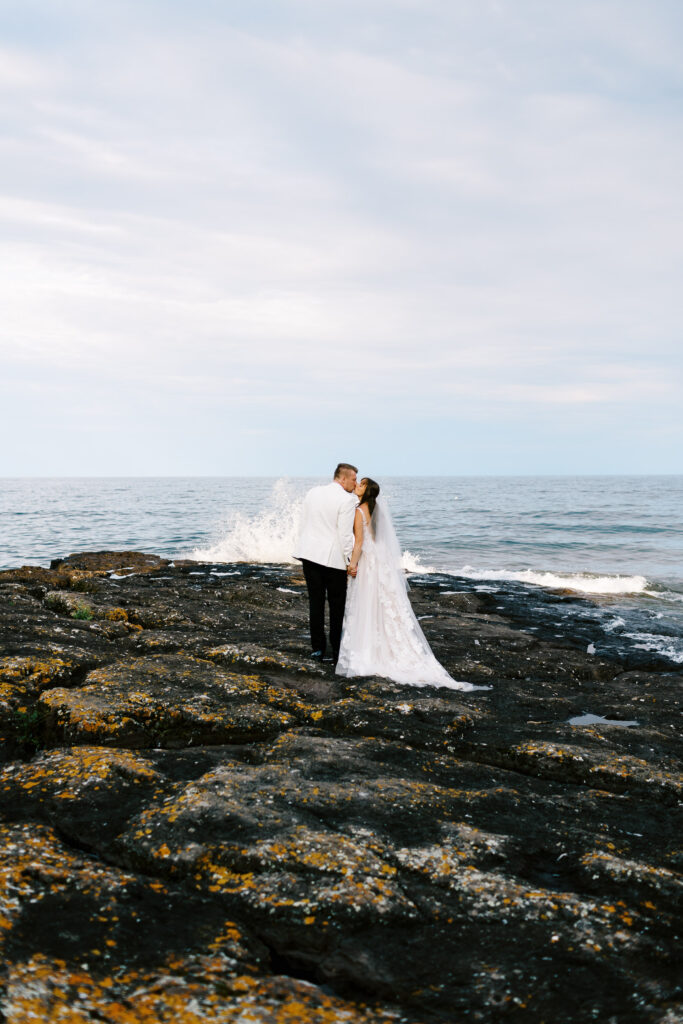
{"left": 0, "top": 551, "right": 680, "bottom": 1023}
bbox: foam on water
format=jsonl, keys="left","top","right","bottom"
{"left": 623, "top": 632, "right": 683, "bottom": 664}
{"left": 647, "top": 588, "right": 683, "bottom": 604}
{"left": 192, "top": 480, "right": 302, "bottom": 564}
{"left": 453, "top": 566, "right": 650, "bottom": 596}
{"left": 401, "top": 550, "right": 436, "bottom": 574}
{"left": 602, "top": 616, "right": 627, "bottom": 633}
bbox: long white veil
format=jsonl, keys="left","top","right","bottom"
{"left": 371, "top": 496, "right": 409, "bottom": 593}
{"left": 339, "top": 492, "right": 482, "bottom": 691}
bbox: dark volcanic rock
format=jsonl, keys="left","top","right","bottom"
{"left": 49, "top": 551, "right": 174, "bottom": 573}
{"left": 0, "top": 551, "right": 680, "bottom": 1024}
{"left": 38, "top": 654, "right": 297, "bottom": 748}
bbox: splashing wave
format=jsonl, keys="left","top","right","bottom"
{"left": 192, "top": 479, "right": 302, "bottom": 564}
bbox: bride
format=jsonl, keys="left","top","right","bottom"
{"left": 335, "top": 478, "right": 476, "bottom": 691}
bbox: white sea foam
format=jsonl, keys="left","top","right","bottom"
{"left": 388, "top": 552, "right": 659, "bottom": 598}
{"left": 192, "top": 479, "right": 302, "bottom": 564}
{"left": 624, "top": 631, "right": 683, "bottom": 663}
{"left": 453, "top": 566, "right": 650, "bottom": 596}
{"left": 646, "top": 588, "right": 683, "bottom": 604}
{"left": 401, "top": 550, "right": 436, "bottom": 574}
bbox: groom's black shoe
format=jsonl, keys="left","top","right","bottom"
{"left": 322, "top": 654, "right": 334, "bottom": 664}
{"left": 310, "top": 650, "right": 324, "bottom": 662}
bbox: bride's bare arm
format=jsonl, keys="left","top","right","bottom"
{"left": 348, "top": 508, "right": 364, "bottom": 576}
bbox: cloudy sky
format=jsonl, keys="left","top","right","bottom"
{"left": 1, "top": 0, "right": 681, "bottom": 475}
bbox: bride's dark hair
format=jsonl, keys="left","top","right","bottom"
{"left": 359, "top": 478, "right": 380, "bottom": 518}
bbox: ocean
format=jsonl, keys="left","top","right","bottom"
{"left": 2, "top": 475, "right": 682, "bottom": 667}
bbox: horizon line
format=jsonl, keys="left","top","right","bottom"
{"left": 2, "top": 473, "right": 682, "bottom": 480}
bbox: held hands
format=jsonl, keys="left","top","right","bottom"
{"left": 347, "top": 563, "right": 358, "bottom": 578}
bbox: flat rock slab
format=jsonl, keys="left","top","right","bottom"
{"left": 38, "top": 655, "right": 297, "bottom": 748}
{"left": 50, "top": 551, "right": 174, "bottom": 573}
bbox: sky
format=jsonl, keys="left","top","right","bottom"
{"left": 1, "top": 0, "right": 682, "bottom": 476}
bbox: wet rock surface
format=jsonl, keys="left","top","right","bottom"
{"left": 0, "top": 552, "right": 680, "bottom": 1023}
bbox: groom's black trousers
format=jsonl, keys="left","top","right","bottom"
{"left": 301, "top": 559, "right": 348, "bottom": 660}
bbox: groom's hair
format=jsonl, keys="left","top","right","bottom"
{"left": 334, "top": 463, "right": 358, "bottom": 478}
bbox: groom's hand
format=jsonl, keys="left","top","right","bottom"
{"left": 347, "top": 564, "right": 358, "bottom": 577}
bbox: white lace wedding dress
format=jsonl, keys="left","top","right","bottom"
{"left": 336, "top": 499, "right": 476, "bottom": 690}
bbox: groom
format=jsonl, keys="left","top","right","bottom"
{"left": 295, "top": 463, "right": 358, "bottom": 665}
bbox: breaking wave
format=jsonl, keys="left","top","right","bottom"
{"left": 453, "top": 566, "right": 651, "bottom": 596}
{"left": 401, "top": 550, "right": 436, "bottom": 574}
{"left": 192, "top": 479, "right": 302, "bottom": 564}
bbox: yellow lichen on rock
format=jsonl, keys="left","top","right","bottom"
{"left": 104, "top": 607, "right": 129, "bottom": 622}
{"left": 1, "top": 958, "right": 400, "bottom": 1023}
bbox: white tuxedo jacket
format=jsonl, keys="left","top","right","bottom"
{"left": 295, "top": 481, "right": 357, "bottom": 570}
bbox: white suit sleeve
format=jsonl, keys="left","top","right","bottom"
{"left": 337, "top": 497, "right": 356, "bottom": 564}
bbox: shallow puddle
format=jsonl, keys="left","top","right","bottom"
{"left": 568, "top": 713, "right": 640, "bottom": 727}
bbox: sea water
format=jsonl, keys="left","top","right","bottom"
{"left": 2, "top": 475, "right": 682, "bottom": 665}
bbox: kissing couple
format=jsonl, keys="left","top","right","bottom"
{"left": 295, "top": 463, "right": 475, "bottom": 691}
